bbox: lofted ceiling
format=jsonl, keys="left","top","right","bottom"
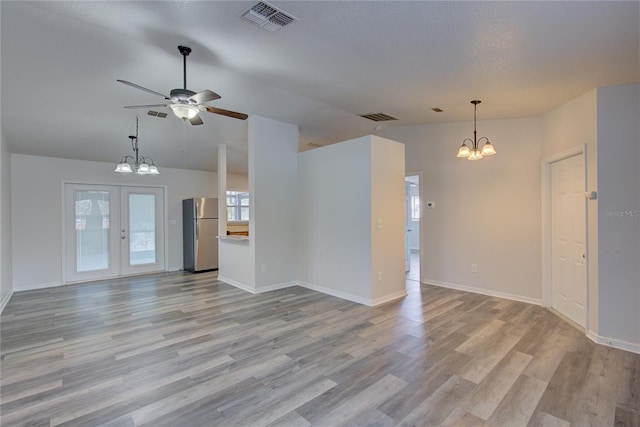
{"left": 1, "top": 1, "right": 638, "bottom": 174}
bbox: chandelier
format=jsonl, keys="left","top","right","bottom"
{"left": 456, "top": 100, "right": 497, "bottom": 160}
{"left": 114, "top": 117, "right": 160, "bottom": 175}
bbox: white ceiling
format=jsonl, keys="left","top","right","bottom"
{"left": 1, "top": 1, "right": 638, "bottom": 174}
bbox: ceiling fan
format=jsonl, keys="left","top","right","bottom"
{"left": 117, "top": 46, "right": 248, "bottom": 125}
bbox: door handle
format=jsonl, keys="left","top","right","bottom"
{"left": 121, "top": 229, "right": 126, "bottom": 233}
{"left": 121, "top": 236, "right": 126, "bottom": 240}
{"left": 582, "top": 253, "right": 586, "bottom": 259}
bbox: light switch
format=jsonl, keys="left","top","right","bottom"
{"left": 376, "top": 219, "right": 383, "bottom": 229}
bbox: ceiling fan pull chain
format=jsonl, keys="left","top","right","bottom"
{"left": 182, "top": 119, "right": 188, "bottom": 169}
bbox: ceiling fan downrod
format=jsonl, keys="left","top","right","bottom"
{"left": 178, "top": 45, "right": 191, "bottom": 90}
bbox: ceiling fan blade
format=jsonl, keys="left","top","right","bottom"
{"left": 117, "top": 80, "right": 170, "bottom": 100}
{"left": 124, "top": 104, "right": 168, "bottom": 109}
{"left": 189, "top": 115, "right": 204, "bottom": 126}
{"left": 203, "top": 105, "right": 248, "bottom": 120}
{"left": 189, "top": 90, "right": 221, "bottom": 104}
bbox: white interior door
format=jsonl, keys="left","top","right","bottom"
{"left": 551, "top": 154, "right": 587, "bottom": 327}
{"left": 121, "top": 187, "right": 165, "bottom": 276}
{"left": 65, "top": 184, "right": 165, "bottom": 283}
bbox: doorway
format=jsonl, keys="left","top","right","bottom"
{"left": 64, "top": 183, "right": 165, "bottom": 283}
{"left": 549, "top": 153, "right": 587, "bottom": 328}
{"left": 405, "top": 174, "right": 421, "bottom": 282}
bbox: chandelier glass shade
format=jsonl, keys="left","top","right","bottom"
{"left": 456, "top": 100, "right": 496, "bottom": 160}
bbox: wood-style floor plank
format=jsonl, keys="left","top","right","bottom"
{"left": 1, "top": 271, "right": 639, "bottom": 426}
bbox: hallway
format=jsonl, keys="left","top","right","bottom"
{"left": 406, "top": 250, "right": 420, "bottom": 283}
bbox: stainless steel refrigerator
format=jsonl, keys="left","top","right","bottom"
{"left": 183, "top": 198, "right": 219, "bottom": 272}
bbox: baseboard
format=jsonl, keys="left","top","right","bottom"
{"left": 13, "top": 281, "right": 63, "bottom": 292}
{"left": 423, "top": 278, "right": 543, "bottom": 306}
{"left": 371, "top": 290, "right": 408, "bottom": 307}
{"left": 256, "top": 281, "right": 297, "bottom": 293}
{"left": 217, "top": 276, "right": 256, "bottom": 294}
{"left": 297, "top": 281, "right": 373, "bottom": 306}
{"left": 587, "top": 330, "right": 640, "bottom": 355}
{"left": 0, "top": 288, "right": 14, "bottom": 313}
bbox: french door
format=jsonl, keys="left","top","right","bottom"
{"left": 65, "top": 184, "right": 165, "bottom": 283}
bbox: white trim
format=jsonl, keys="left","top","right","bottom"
{"left": 0, "top": 288, "right": 14, "bottom": 313}
{"left": 297, "top": 281, "right": 373, "bottom": 306}
{"left": 220, "top": 277, "right": 405, "bottom": 306}
{"left": 587, "top": 330, "right": 640, "bottom": 355}
{"left": 163, "top": 185, "right": 169, "bottom": 278}
{"left": 14, "top": 281, "right": 63, "bottom": 291}
{"left": 371, "top": 290, "right": 408, "bottom": 307}
{"left": 424, "top": 278, "right": 543, "bottom": 306}
{"left": 541, "top": 144, "right": 590, "bottom": 329}
{"left": 406, "top": 171, "right": 423, "bottom": 283}
{"left": 256, "top": 281, "right": 297, "bottom": 293}
{"left": 218, "top": 275, "right": 256, "bottom": 294}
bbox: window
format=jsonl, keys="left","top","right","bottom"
{"left": 411, "top": 196, "right": 420, "bottom": 220}
{"left": 227, "top": 191, "right": 249, "bottom": 222}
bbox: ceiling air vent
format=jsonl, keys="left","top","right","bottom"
{"left": 242, "top": 1, "right": 297, "bottom": 32}
{"left": 359, "top": 112, "right": 399, "bottom": 122}
{"left": 148, "top": 111, "right": 167, "bottom": 118}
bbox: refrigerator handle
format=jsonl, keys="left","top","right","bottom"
{"left": 196, "top": 220, "right": 199, "bottom": 240}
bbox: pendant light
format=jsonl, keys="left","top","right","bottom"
{"left": 114, "top": 117, "right": 160, "bottom": 175}
{"left": 456, "top": 100, "right": 496, "bottom": 160}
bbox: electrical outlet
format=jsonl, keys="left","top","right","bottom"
{"left": 377, "top": 272, "right": 382, "bottom": 281}
{"left": 261, "top": 264, "right": 267, "bottom": 273}
{"left": 471, "top": 264, "right": 478, "bottom": 273}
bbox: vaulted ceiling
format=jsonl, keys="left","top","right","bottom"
{"left": 1, "top": 1, "right": 638, "bottom": 173}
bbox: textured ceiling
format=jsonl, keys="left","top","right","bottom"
{"left": 1, "top": 1, "right": 638, "bottom": 173}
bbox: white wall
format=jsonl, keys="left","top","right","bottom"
{"left": 298, "top": 136, "right": 373, "bottom": 303}
{"left": 10, "top": 154, "right": 228, "bottom": 291}
{"left": 298, "top": 135, "right": 406, "bottom": 305}
{"left": 218, "top": 239, "right": 255, "bottom": 292}
{"left": 596, "top": 83, "right": 640, "bottom": 347}
{"left": 0, "top": 130, "right": 13, "bottom": 310}
{"left": 370, "top": 137, "right": 406, "bottom": 303}
{"left": 251, "top": 116, "right": 299, "bottom": 291}
{"left": 218, "top": 116, "right": 298, "bottom": 293}
{"left": 542, "top": 89, "right": 599, "bottom": 333}
{"left": 383, "top": 117, "right": 543, "bottom": 303}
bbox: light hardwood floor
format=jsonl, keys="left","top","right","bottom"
{"left": 1, "top": 272, "right": 638, "bottom": 426}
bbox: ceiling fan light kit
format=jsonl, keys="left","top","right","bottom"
{"left": 456, "top": 100, "right": 497, "bottom": 161}
{"left": 170, "top": 103, "right": 199, "bottom": 120}
{"left": 118, "top": 46, "right": 248, "bottom": 125}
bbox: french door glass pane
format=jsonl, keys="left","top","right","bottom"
{"left": 75, "top": 191, "right": 110, "bottom": 272}
{"left": 129, "top": 194, "right": 156, "bottom": 265}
